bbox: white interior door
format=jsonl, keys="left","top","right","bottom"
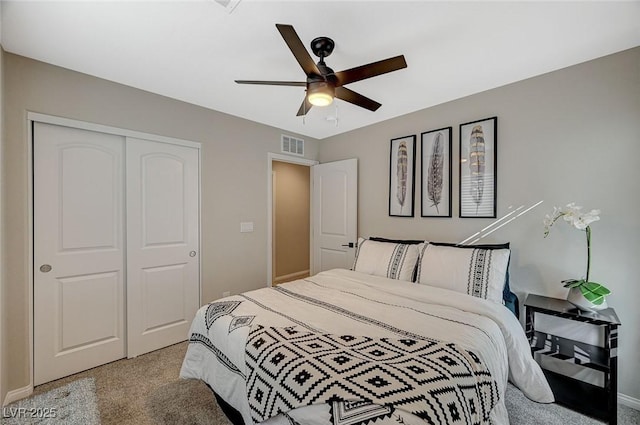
{"left": 312, "top": 158, "right": 358, "bottom": 274}
{"left": 34, "top": 123, "right": 126, "bottom": 385}
{"left": 126, "top": 138, "right": 200, "bottom": 357}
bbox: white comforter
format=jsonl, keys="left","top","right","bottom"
{"left": 180, "top": 269, "right": 553, "bottom": 424}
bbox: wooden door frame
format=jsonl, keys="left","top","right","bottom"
{"left": 20, "top": 112, "right": 201, "bottom": 402}
{"left": 267, "top": 153, "right": 317, "bottom": 287}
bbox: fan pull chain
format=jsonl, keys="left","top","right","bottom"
{"left": 302, "top": 92, "right": 307, "bottom": 125}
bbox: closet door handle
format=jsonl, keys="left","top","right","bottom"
{"left": 40, "top": 264, "right": 52, "bottom": 273}
{"left": 189, "top": 251, "right": 197, "bottom": 257}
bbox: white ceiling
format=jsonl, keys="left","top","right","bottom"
{"left": 2, "top": 1, "right": 639, "bottom": 140}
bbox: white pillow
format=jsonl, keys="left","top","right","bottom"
{"left": 416, "top": 244, "right": 510, "bottom": 304}
{"left": 352, "top": 237, "right": 422, "bottom": 282}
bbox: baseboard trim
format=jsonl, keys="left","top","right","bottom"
{"left": 3, "top": 385, "right": 33, "bottom": 406}
{"left": 619, "top": 392, "right": 640, "bottom": 410}
{"left": 273, "top": 269, "right": 310, "bottom": 285}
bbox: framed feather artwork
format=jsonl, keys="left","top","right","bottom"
{"left": 421, "top": 127, "right": 452, "bottom": 217}
{"left": 389, "top": 135, "right": 416, "bottom": 217}
{"left": 459, "top": 117, "right": 497, "bottom": 218}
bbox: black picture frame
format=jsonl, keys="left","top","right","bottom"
{"left": 459, "top": 117, "right": 497, "bottom": 218}
{"left": 421, "top": 127, "right": 452, "bottom": 217}
{"left": 389, "top": 135, "right": 416, "bottom": 217}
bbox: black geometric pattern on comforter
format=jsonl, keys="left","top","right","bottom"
{"left": 330, "top": 400, "right": 394, "bottom": 425}
{"left": 245, "top": 325, "right": 498, "bottom": 425}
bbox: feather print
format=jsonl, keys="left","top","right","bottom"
{"left": 396, "top": 141, "right": 408, "bottom": 211}
{"left": 469, "top": 125, "right": 486, "bottom": 213}
{"left": 427, "top": 132, "right": 444, "bottom": 213}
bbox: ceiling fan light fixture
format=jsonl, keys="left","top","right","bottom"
{"left": 308, "top": 91, "right": 333, "bottom": 107}
{"left": 307, "top": 81, "right": 335, "bottom": 107}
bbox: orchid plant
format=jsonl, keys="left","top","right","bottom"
{"left": 543, "top": 203, "right": 611, "bottom": 305}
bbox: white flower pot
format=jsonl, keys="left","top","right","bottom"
{"left": 567, "top": 287, "right": 608, "bottom": 312}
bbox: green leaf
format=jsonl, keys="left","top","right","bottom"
{"left": 579, "top": 288, "right": 604, "bottom": 304}
{"left": 583, "top": 281, "right": 611, "bottom": 296}
{"left": 579, "top": 284, "right": 607, "bottom": 305}
{"left": 562, "top": 279, "right": 584, "bottom": 288}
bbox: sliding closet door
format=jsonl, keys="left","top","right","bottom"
{"left": 34, "top": 123, "right": 126, "bottom": 385}
{"left": 126, "top": 138, "right": 200, "bottom": 357}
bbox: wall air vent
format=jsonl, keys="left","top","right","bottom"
{"left": 281, "top": 135, "right": 304, "bottom": 156}
{"left": 212, "top": 0, "right": 241, "bottom": 14}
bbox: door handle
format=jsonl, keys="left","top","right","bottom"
{"left": 40, "top": 264, "right": 52, "bottom": 273}
{"left": 341, "top": 242, "right": 355, "bottom": 248}
{"left": 189, "top": 251, "right": 197, "bottom": 257}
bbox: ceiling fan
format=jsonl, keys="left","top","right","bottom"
{"left": 235, "top": 24, "right": 408, "bottom": 116}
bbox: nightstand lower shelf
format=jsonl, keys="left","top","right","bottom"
{"left": 531, "top": 330, "right": 609, "bottom": 372}
{"left": 543, "top": 369, "right": 609, "bottom": 421}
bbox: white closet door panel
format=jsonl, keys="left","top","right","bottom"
{"left": 59, "top": 146, "right": 120, "bottom": 250}
{"left": 34, "top": 122, "right": 125, "bottom": 385}
{"left": 141, "top": 264, "right": 188, "bottom": 331}
{"left": 127, "top": 137, "right": 200, "bottom": 357}
{"left": 142, "top": 155, "right": 186, "bottom": 246}
{"left": 58, "top": 271, "right": 121, "bottom": 349}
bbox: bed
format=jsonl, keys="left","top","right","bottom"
{"left": 180, "top": 239, "right": 553, "bottom": 425}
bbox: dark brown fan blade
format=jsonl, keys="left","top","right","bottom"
{"left": 276, "top": 24, "right": 321, "bottom": 77}
{"left": 235, "top": 80, "right": 306, "bottom": 87}
{"left": 335, "top": 87, "right": 381, "bottom": 111}
{"left": 334, "top": 55, "right": 407, "bottom": 87}
{"left": 296, "top": 97, "right": 313, "bottom": 116}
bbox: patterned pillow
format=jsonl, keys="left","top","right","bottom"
{"left": 353, "top": 237, "right": 422, "bottom": 282}
{"left": 416, "top": 244, "right": 510, "bottom": 304}
{"left": 428, "top": 242, "right": 515, "bottom": 308}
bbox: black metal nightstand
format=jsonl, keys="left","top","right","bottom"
{"left": 524, "top": 294, "right": 621, "bottom": 425}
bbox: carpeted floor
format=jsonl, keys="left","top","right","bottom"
{"left": 30, "top": 342, "right": 229, "bottom": 425}
{"left": 25, "top": 341, "right": 639, "bottom": 425}
{"left": 4, "top": 378, "right": 100, "bottom": 425}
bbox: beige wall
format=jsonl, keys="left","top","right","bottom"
{"left": 273, "top": 161, "right": 310, "bottom": 282}
{"left": 319, "top": 47, "right": 640, "bottom": 400}
{"left": 1, "top": 53, "right": 320, "bottom": 393}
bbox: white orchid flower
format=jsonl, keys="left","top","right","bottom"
{"left": 572, "top": 209, "right": 600, "bottom": 230}
{"left": 543, "top": 203, "right": 600, "bottom": 235}
{"left": 560, "top": 203, "right": 580, "bottom": 224}
{"left": 584, "top": 209, "right": 601, "bottom": 220}
{"left": 572, "top": 217, "right": 589, "bottom": 230}
{"left": 564, "top": 202, "right": 582, "bottom": 213}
